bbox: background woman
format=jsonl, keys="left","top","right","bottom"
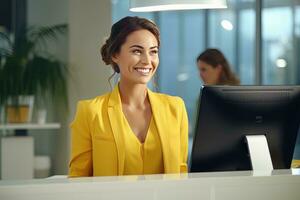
{"left": 196, "top": 48, "right": 240, "bottom": 85}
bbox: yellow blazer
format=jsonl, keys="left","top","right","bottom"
{"left": 69, "top": 85, "right": 188, "bottom": 177}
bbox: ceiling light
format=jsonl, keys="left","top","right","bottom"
{"left": 130, "top": 0, "right": 228, "bottom": 12}
{"left": 221, "top": 20, "right": 233, "bottom": 30}
{"left": 276, "top": 59, "right": 287, "bottom": 68}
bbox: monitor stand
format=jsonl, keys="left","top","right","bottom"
{"left": 245, "top": 135, "right": 274, "bottom": 172}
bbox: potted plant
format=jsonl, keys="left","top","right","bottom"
{"left": 0, "top": 24, "right": 68, "bottom": 123}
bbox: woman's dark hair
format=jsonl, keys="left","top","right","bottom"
{"left": 101, "top": 16, "right": 160, "bottom": 73}
{"left": 196, "top": 48, "right": 240, "bottom": 85}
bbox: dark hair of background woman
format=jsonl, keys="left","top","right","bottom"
{"left": 197, "top": 48, "right": 240, "bottom": 85}
{"left": 101, "top": 16, "right": 160, "bottom": 73}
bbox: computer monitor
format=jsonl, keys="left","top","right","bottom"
{"left": 190, "top": 85, "right": 300, "bottom": 172}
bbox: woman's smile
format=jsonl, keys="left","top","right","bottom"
{"left": 134, "top": 67, "right": 152, "bottom": 76}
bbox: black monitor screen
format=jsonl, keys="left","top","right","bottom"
{"left": 190, "top": 85, "right": 300, "bottom": 172}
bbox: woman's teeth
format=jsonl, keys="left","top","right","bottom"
{"left": 135, "top": 68, "right": 151, "bottom": 74}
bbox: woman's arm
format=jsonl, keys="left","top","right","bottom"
{"left": 68, "top": 101, "right": 93, "bottom": 177}
{"left": 179, "top": 98, "right": 189, "bottom": 173}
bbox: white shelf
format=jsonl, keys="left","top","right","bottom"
{"left": 0, "top": 123, "right": 61, "bottom": 130}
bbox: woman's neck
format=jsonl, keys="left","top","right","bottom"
{"left": 118, "top": 80, "right": 148, "bottom": 109}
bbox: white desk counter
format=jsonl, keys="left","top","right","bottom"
{"left": 0, "top": 169, "right": 299, "bottom": 200}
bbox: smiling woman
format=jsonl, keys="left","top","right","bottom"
{"left": 69, "top": 16, "right": 189, "bottom": 177}
{"left": 112, "top": 29, "right": 159, "bottom": 85}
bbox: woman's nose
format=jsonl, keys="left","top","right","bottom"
{"left": 141, "top": 53, "right": 151, "bottom": 64}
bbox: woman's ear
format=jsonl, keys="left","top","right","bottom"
{"left": 216, "top": 64, "right": 223, "bottom": 73}
{"left": 111, "top": 54, "right": 119, "bottom": 64}
{"left": 215, "top": 64, "right": 223, "bottom": 78}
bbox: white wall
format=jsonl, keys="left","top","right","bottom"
{"left": 68, "top": 0, "right": 112, "bottom": 100}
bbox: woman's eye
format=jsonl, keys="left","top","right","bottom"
{"left": 150, "top": 50, "right": 158, "bottom": 55}
{"left": 132, "top": 49, "right": 142, "bottom": 54}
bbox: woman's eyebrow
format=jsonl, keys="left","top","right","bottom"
{"left": 129, "top": 45, "right": 158, "bottom": 49}
{"left": 129, "top": 45, "right": 143, "bottom": 49}
{"left": 150, "top": 46, "right": 158, "bottom": 49}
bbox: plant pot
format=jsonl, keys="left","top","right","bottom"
{"left": 5, "top": 96, "right": 34, "bottom": 123}
{"left": 6, "top": 105, "right": 30, "bottom": 123}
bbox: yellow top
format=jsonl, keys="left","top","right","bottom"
{"left": 123, "top": 117, "right": 164, "bottom": 175}
{"left": 69, "top": 85, "right": 188, "bottom": 177}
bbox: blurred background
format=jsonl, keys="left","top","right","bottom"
{"left": 0, "top": 0, "right": 300, "bottom": 178}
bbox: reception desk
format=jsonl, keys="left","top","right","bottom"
{"left": 0, "top": 169, "right": 299, "bottom": 200}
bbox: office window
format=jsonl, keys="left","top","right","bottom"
{"left": 208, "top": 10, "right": 236, "bottom": 66}
{"left": 158, "top": 11, "right": 204, "bottom": 131}
{"left": 262, "top": 0, "right": 300, "bottom": 84}
{"left": 207, "top": 0, "right": 256, "bottom": 84}
{"left": 239, "top": 8, "right": 256, "bottom": 84}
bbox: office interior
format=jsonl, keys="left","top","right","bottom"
{"left": 0, "top": 0, "right": 300, "bottom": 179}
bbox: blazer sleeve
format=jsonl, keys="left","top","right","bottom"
{"left": 68, "top": 101, "right": 93, "bottom": 177}
{"left": 179, "top": 98, "right": 189, "bottom": 173}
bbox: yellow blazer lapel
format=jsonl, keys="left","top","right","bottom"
{"left": 148, "top": 89, "right": 174, "bottom": 173}
{"left": 107, "top": 85, "right": 125, "bottom": 175}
